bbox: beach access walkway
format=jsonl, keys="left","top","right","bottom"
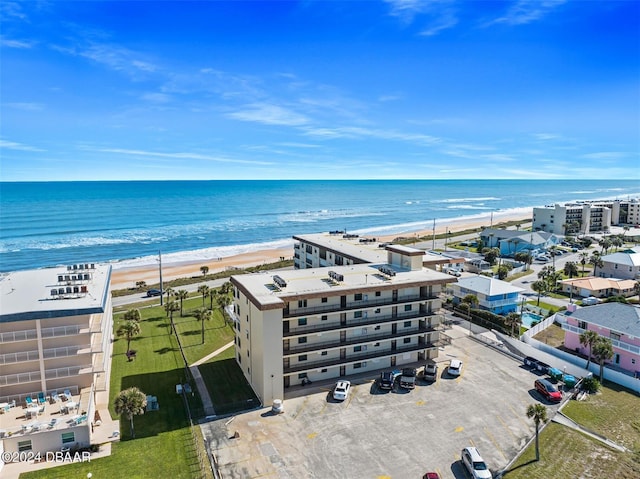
{"left": 189, "top": 341, "right": 235, "bottom": 417}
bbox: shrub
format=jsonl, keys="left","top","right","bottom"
{"left": 581, "top": 376, "right": 600, "bottom": 394}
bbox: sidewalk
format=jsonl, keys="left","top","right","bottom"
{"left": 189, "top": 340, "right": 235, "bottom": 418}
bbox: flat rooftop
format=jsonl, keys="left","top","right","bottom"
{"left": 0, "top": 264, "right": 112, "bottom": 323}
{"left": 232, "top": 263, "right": 455, "bottom": 310}
{"left": 293, "top": 233, "right": 449, "bottom": 266}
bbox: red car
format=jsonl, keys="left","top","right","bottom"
{"left": 423, "top": 473, "right": 440, "bottom": 479}
{"left": 535, "top": 378, "right": 562, "bottom": 402}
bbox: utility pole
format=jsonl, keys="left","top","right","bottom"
{"left": 432, "top": 218, "right": 436, "bottom": 251}
{"left": 158, "top": 250, "right": 164, "bottom": 306}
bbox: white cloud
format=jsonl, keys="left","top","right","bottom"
{"left": 85, "top": 147, "right": 273, "bottom": 166}
{"left": 386, "top": 0, "right": 458, "bottom": 36}
{"left": 6, "top": 102, "right": 44, "bottom": 111}
{"left": 228, "top": 103, "right": 309, "bottom": 126}
{"left": 490, "top": 0, "right": 566, "bottom": 26}
{"left": 0, "top": 140, "right": 45, "bottom": 152}
{"left": 303, "top": 126, "right": 441, "bottom": 145}
{"left": 1, "top": 38, "right": 34, "bottom": 48}
{"left": 141, "top": 92, "right": 172, "bottom": 104}
{"left": 533, "top": 133, "right": 561, "bottom": 140}
{"left": 580, "top": 152, "right": 629, "bottom": 160}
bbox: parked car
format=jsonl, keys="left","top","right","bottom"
{"left": 448, "top": 359, "right": 463, "bottom": 377}
{"left": 379, "top": 371, "right": 395, "bottom": 390}
{"left": 535, "top": 378, "right": 562, "bottom": 402}
{"left": 422, "top": 473, "right": 441, "bottom": 479}
{"left": 333, "top": 381, "right": 351, "bottom": 401}
{"left": 423, "top": 362, "right": 439, "bottom": 382}
{"left": 460, "top": 447, "right": 492, "bottom": 479}
{"left": 146, "top": 289, "right": 163, "bottom": 297}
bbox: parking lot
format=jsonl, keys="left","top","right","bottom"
{"left": 202, "top": 325, "right": 563, "bottom": 479}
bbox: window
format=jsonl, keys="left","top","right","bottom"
{"left": 237, "top": 337, "right": 241, "bottom": 348}
{"left": 298, "top": 336, "right": 307, "bottom": 344}
{"left": 321, "top": 368, "right": 328, "bottom": 373}
{"left": 298, "top": 299, "right": 308, "bottom": 308}
{"left": 321, "top": 315, "right": 328, "bottom": 321}
{"left": 404, "top": 321, "right": 412, "bottom": 328}
{"left": 298, "top": 373, "right": 307, "bottom": 379}
{"left": 247, "top": 350, "right": 250, "bottom": 357}
{"left": 61, "top": 432, "right": 75, "bottom": 444}
{"left": 298, "top": 318, "right": 307, "bottom": 326}
{"left": 403, "top": 337, "right": 411, "bottom": 344}
{"left": 404, "top": 304, "right": 412, "bottom": 312}
{"left": 355, "top": 293, "right": 363, "bottom": 301}
{"left": 610, "top": 332, "right": 621, "bottom": 341}
{"left": 374, "top": 308, "right": 381, "bottom": 314}
{"left": 321, "top": 351, "right": 328, "bottom": 356}
{"left": 354, "top": 346, "right": 362, "bottom": 352}
{"left": 374, "top": 342, "right": 380, "bottom": 347}
{"left": 375, "top": 291, "right": 381, "bottom": 297}
{"left": 374, "top": 325, "right": 381, "bottom": 330}
{"left": 632, "top": 359, "right": 636, "bottom": 365}
{"left": 299, "top": 355, "right": 307, "bottom": 361}
{"left": 18, "top": 440, "right": 32, "bottom": 452}
{"left": 578, "top": 321, "right": 588, "bottom": 330}
{"left": 354, "top": 362, "right": 362, "bottom": 369}
{"left": 321, "top": 297, "right": 328, "bottom": 303}
{"left": 238, "top": 354, "right": 242, "bottom": 363}
{"left": 354, "top": 311, "right": 362, "bottom": 318}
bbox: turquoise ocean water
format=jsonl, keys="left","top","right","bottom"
{"left": 1, "top": 180, "right": 638, "bottom": 273}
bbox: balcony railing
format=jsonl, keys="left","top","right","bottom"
{"left": 284, "top": 324, "right": 435, "bottom": 355}
{"left": 0, "top": 370, "right": 41, "bottom": 386}
{"left": 43, "top": 345, "right": 90, "bottom": 359}
{"left": 45, "top": 365, "right": 89, "bottom": 380}
{"left": 559, "top": 320, "right": 640, "bottom": 355}
{"left": 284, "top": 293, "right": 439, "bottom": 318}
{"left": 284, "top": 312, "right": 443, "bottom": 337}
{"left": 284, "top": 341, "right": 435, "bottom": 374}
{"left": 0, "top": 329, "right": 38, "bottom": 343}
{"left": 0, "top": 350, "right": 40, "bottom": 364}
{"left": 41, "top": 325, "right": 82, "bottom": 338}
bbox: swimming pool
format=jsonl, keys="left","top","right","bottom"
{"left": 521, "top": 312, "right": 543, "bottom": 328}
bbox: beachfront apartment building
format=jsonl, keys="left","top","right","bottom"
{"left": 449, "top": 275, "right": 524, "bottom": 315}
{"left": 229, "top": 245, "right": 456, "bottom": 404}
{"left": 557, "top": 303, "right": 640, "bottom": 376}
{"left": 532, "top": 199, "right": 640, "bottom": 235}
{"left": 0, "top": 264, "right": 116, "bottom": 468}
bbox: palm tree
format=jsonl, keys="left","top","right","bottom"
{"left": 135, "top": 280, "right": 147, "bottom": 290}
{"left": 563, "top": 261, "right": 578, "bottom": 279}
{"left": 634, "top": 281, "right": 640, "bottom": 300}
{"left": 123, "top": 308, "right": 141, "bottom": 322}
{"left": 526, "top": 404, "right": 548, "bottom": 461}
{"left": 579, "top": 251, "right": 590, "bottom": 276}
{"left": 504, "top": 312, "right": 521, "bottom": 337}
{"left": 164, "top": 300, "right": 180, "bottom": 334}
{"left": 193, "top": 307, "right": 212, "bottom": 344}
{"left": 599, "top": 237, "right": 612, "bottom": 255}
{"left": 531, "top": 280, "right": 546, "bottom": 306}
{"left": 114, "top": 387, "right": 147, "bottom": 439}
{"left": 579, "top": 330, "right": 599, "bottom": 369}
{"left": 164, "top": 287, "right": 175, "bottom": 308}
{"left": 208, "top": 288, "right": 217, "bottom": 310}
{"left": 216, "top": 290, "right": 232, "bottom": 324}
{"left": 590, "top": 252, "right": 604, "bottom": 277}
{"left": 592, "top": 336, "right": 614, "bottom": 383}
{"left": 197, "top": 285, "right": 210, "bottom": 307}
{"left": 117, "top": 320, "right": 141, "bottom": 360}
{"left": 176, "top": 289, "right": 189, "bottom": 316}
{"left": 200, "top": 265, "right": 209, "bottom": 277}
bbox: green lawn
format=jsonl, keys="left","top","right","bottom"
{"left": 21, "top": 301, "right": 221, "bottom": 479}
{"left": 502, "top": 383, "right": 640, "bottom": 479}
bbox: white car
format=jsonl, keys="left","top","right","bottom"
{"left": 448, "top": 359, "right": 463, "bottom": 377}
{"left": 461, "top": 447, "right": 491, "bottom": 479}
{"left": 333, "top": 381, "right": 351, "bottom": 401}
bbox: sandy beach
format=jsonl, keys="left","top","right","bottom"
{"left": 110, "top": 209, "right": 531, "bottom": 289}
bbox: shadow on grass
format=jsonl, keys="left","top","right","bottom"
{"left": 117, "top": 368, "right": 202, "bottom": 441}
{"left": 154, "top": 347, "right": 176, "bottom": 354}
{"left": 197, "top": 358, "right": 260, "bottom": 414}
{"left": 503, "top": 459, "right": 538, "bottom": 475}
{"left": 181, "top": 330, "right": 201, "bottom": 336}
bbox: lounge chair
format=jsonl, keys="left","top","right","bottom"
{"left": 38, "top": 392, "right": 46, "bottom": 404}
{"left": 48, "top": 418, "right": 58, "bottom": 429}
{"left": 51, "top": 392, "right": 60, "bottom": 403}
{"left": 63, "top": 389, "right": 72, "bottom": 401}
{"left": 25, "top": 396, "right": 34, "bottom": 407}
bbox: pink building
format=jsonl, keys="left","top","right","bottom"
{"left": 558, "top": 303, "right": 640, "bottom": 376}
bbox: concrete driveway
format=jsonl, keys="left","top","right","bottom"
{"left": 201, "top": 325, "right": 565, "bottom": 479}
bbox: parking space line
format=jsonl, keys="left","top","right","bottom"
{"left": 345, "top": 386, "right": 356, "bottom": 408}
{"left": 484, "top": 427, "right": 507, "bottom": 461}
{"left": 291, "top": 397, "right": 309, "bottom": 420}
{"left": 497, "top": 414, "right": 517, "bottom": 441}
{"left": 508, "top": 404, "right": 530, "bottom": 429}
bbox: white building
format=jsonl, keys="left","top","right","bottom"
{"left": 599, "top": 250, "right": 640, "bottom": 280}
{"left": 230, "top": 246, "right": 455, "bottom": 404}
{"left": 0, "top": 263, "right": 117, "bottom": 469}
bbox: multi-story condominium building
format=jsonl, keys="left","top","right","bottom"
{"left": 229, "top": 245, "right": 455, "bottom": 404}
{"left": 599, "top": 249, "right": 640, "bottom": 280}
{"left": 293, "top": 232, "right": 451, "bottom": 270}
{"left": 557, "top": 303, "right": 640, "bottom": 376}
{"left": 0, "top": 263, "right": 115, "bottom": 465}
{"left": 532, "top": 199, "right": 640, "bottom": 235}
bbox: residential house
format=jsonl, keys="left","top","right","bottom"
{"left": 479, "top": 229, "right": 559, "bottom": 257}
{"left": 557, "top": 303, "right": 640, "bottom": 376}
{"left": 560, "top": 277, "right": 638, "bottom": 300}
{"left": 449, "top": 275, "right": 524, "bottom": 315}
{"left": 599, "top": 250, "right": 640, "bottom": 280}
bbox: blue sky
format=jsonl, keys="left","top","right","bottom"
{"left": 1, "top": 0, "right": 638, "bottom": 181}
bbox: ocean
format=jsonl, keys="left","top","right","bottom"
{"left": 1, "top": 180, "right": 638, "bottom": 273}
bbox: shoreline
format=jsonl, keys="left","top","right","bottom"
{"left": 110, "top": 209, "right": 530, "bottom": 289}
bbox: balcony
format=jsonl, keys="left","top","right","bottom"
{"left": 283, "top": 341, "right": 436, "bottom": 374}
{"left": 43, "top": 345, "right": 90, "bottom": 359}
{"left": 284, "top": 312, "right": 443, "bottom": 337}
{"left": 41, "top": 325, "right": 82, "bottom": 338}
{"left": 559, "top": 319, "right": 640, "bottom": 355}
{"left": 45, "top": 365, "right": 90, "bottom": 380}
{"left": 283, "top": 293, "right": 439, "bottom": 318}
{"left": 0, "top": 370, "right": 41, "bottom": 386}
{"left": 0, "top": 329, "right": 38, "bottom": 343}
{"left": 284, "top": 324, "right": 435, "bottom": 355}
{"left": 0, "top": 350, "right": 40, "bottom": 365}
